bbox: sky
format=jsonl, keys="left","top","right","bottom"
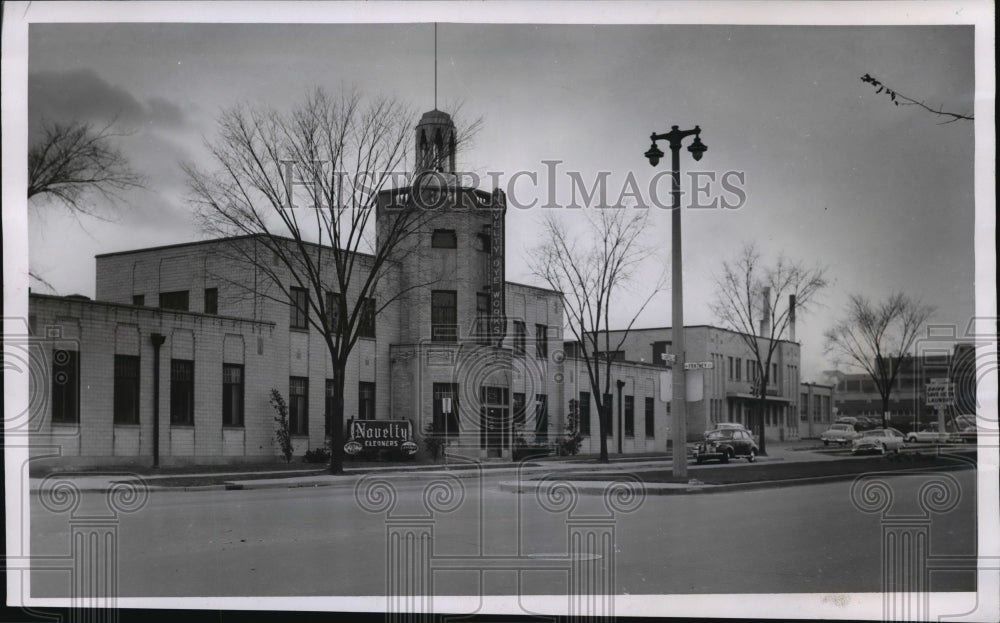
{"left": 11, "top": 5, "right": 986, "bottom": 382}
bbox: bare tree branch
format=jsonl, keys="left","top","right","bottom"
{"left": 824, "top": 292, "right": 935, "bottom": 427}
{"left": 710, "top": 242, "right": 828, "bottom": 454}
{"left": 184, "top": 87, "right": 478, "bottom": 473}
{"left": 28, "top": 118, "right": 145, "bottom": 217}
{"left": 861, "top": 73, "right": 973, "bottom": 123}
{"left": 527, "top": 208, "right": 662, "bottom": 463}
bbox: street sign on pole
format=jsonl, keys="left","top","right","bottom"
{"left": 683, "top": 361, "right": 714, "bottom": 370}
{"left": 659, "top": 369, "right": 705, "bottom": 402}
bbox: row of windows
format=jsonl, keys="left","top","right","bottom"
{"left": 727, "top": 357, "right": 779, "bottom": 384}
{"left": 576, "top": 392, "right": 656, "bottom": 439}
{"left": 52, "top": 350, "right": 245, "bottom": 426}
{"left": 430, "top": 228, "right": 491, "bottom": 252}
{"left": 290, "top": 287, "right": 376, "bottom": 338}
{"left": 132, "top": 288, "right": 218, "bottom": 315}
{"left": 50, "top": 350, "right": 377, "bottom": 432}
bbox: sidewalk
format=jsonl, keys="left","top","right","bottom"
{"left": 28, "top": 441, "right": 970, "bottom": 495}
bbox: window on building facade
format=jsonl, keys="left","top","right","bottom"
{"left": 578, "top": 392, "right": 591, "bottom": 436}
{"left": 325, "top": 291, "right": 342, "bottom": 334}
{"left": 113, "top": 355, "right": 140, "bottom": 424}
{"left": 535, "top": 324, "right": 548, "bottom": 359}
{"left": 204, "top": 288, "right": 218, "bottom": 315}
{"left": 512, "top": 392, "right": 526, "bottom": 429}
{"left": 771, "top": 362, "right": 778, "bottom": 383}
{"left": 728, "top": 356, "right": 734, "bottom": 379}
{"left": 513, "top": 321, "right": 526, "bottom": 356}
{"left": 290, "top": 287, "right": 309, "bottom": 330}
{"left": 159, "top": 290, "right": 189, "bottom": 311}
{"left": 431, "top": 229, "right": 457, "bottom": 248}
{"left": 433, "top": 383, "right": 460, "bottom": 435}
{"left": 431, "top": 290, "right": 457, "bottom": 342}
{"left": 476, "top": 232, "right": 491, "bottom": 253}
{"left": 735, "top": 358, "right": 742, "bottom": 381}
{"left": 476, "top": 292, "right": 491, "bottom": 344}
{"left": 359, "top": 297, "right": 377, "bottom": 338}
{"left": 223, "top": 364, "right": 244, "bottom": 427}
{"left": 51, "top": 349, "right": 80, "bottom": 423}
{"left": 289, "top": 377, "right": 308, "bottom": 435}
{"left": 132, "top": 294, "right": 144, "bottom": 307}
{"left": 624, "top": 395, "right": 635, "bottom": 437}
{"left": 534, "top": 394, "right": 548, "bottom": 442}
{"left": 645, "top": 397, "right": 655, "bottom": 438}
{"left": 170, "top": 359, "right": 194, "bottom": 425}
{"left": 359, "top": 381, "right": 376, "bottom": 420}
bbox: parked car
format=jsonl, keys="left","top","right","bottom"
{"left": 835, "top": 416, "right": 859, "bottom": 426}
{"left": 708, "top": 422, "right": 751, "bottom": 433}
{"left": 820, "top": 423, "right": 860, "bottom": 446}
{"left": 853, "top": 416, "right": 878, "bottom": 431}
{"left": 695, "top": 428, "right": 758, "bottom": 464}
{"left": 947, "top": 415, "right": 978, "bottom": 444}
{"left": 852, "top": 428, "right": 906, "bottom": 455}
{"left": 905, "top": 426, "right": 959, "bottom": 444}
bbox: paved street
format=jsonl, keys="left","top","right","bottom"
{"left": 29, "top": 467, "right": 976, "bottom": 598}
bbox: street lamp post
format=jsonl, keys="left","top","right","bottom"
{"left": 645, "top": 125, "right": 706, "bottom": 479}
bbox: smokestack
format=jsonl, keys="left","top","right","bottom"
{"left": 760, "top": 287, "right": 771, "bottom": 337}
{"left": 789, "top": 294, "right": 797, "bottom": 342}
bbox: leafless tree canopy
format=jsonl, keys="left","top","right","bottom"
{"left": 28, "top": 119, "right": 144, "bottom": 216}
{"left": 711, "top": 243, "right": 828, "bottom": 451}
{"left": 860, "top": 73, "right": 974, "bottom": 123}
{"left": 824, "top": 292, "right": 935, "bottom": 426}
{"left": 184, "top": 87, "right": 474, "bottom": 472}
{"left": 528, "top": 208, "right": 661, "bottom": 462}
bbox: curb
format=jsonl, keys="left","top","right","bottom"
{"left": 497, "top": 462, "right": 976, "bottom": 496}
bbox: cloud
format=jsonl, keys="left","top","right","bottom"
{"left": 28, "top": 68, "right": 187, "bottom": 131}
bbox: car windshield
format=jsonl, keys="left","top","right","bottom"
{"left": 705, "top": 430, "right": 734, "bottom": 441}
{"left": 832, "top": 425, "right": 850, "bottom": 430}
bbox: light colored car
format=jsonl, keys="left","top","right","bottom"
{"left": 852, "top": 428, "right": 906, "bottom": 455}
{"left": 905, "top": 426, "right": 959, "bottom": 444}
{"left": 835, "top": 416, "right": 859, "bottom": 426}
{"left": 820, "top": 423, "right": 860, "bottom": 446}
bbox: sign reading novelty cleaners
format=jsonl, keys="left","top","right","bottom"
{"left": 345, "top": 419, "right": 416, "bottom": 455}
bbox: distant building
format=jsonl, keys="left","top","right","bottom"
{"left": 576, "top": 325, "right": 805, "bottom": 442}
{"left": 823, "top": 342, "right": 977, "bottom": 427}
{"left": 798, "top": 382, "right": 835, "bottom": 438}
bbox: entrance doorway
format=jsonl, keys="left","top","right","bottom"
{"left": 479, "top": 385, "right": 510, "bottom": 456}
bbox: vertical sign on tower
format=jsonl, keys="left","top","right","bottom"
{"left": 490, "top": 188, "right": 507, "bottom": 347}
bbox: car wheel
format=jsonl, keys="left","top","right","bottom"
{"left": 879, "top": 443, "right": 886, "bottom": 456}
{"left": 720, "top": 450, "right": 730, "bottom": 464}
{"left": 747, "top": 449, "right": 756, "bottom": 463}
{"left": 695, "top": 456, "right": 703, "bottom": 464}
{"left": 823, "top": 440, "right": 829, "bottom": 446}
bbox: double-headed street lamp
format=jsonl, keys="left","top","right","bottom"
{"left": 645, "top": 125, "right": 706, "bottom": 479}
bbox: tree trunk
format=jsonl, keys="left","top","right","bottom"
{"left": 329, "top": 364, "right": 346, "bottom": 474}
{"left": 757, "top": 395, "right": 768, "bottom": 456}
{"left": 598, "top": 402, "right": 609, "bottom": 463}
{"left": 881, "top": 394, "right": 890, "bottom": 429}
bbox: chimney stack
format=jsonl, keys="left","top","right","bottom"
{"left": 789, "top": 294, "right": 797, "bottom": 342}
{"left": 760, "top": 287, "right": 771, "bottom": 337}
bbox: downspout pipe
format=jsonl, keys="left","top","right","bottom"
{"left": 151, "top": 333, "right": 166, "bottom": 467}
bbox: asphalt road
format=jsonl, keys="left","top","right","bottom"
{"left": 29, "top": 468, "right": 977, "bottom": 598}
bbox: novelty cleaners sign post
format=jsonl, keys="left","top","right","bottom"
{"left": 344, "top": 419, "right": 417, "bottom": 457}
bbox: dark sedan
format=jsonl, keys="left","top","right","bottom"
{"left": 695, "top": 428, "right": 758, "bottom": 464}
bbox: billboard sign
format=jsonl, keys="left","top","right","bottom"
{"left": 925, "top": 379, "right": 955, "bottom": 407}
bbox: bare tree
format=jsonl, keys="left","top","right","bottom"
{"left": 28, "top": 118, "right": 144, "bottom": 215}
{"left": 711, "top": 244, "right": 828, "bottom": 455}
{"left": 185, "top": 88, "right": 474, "bottom": 474}
{"left": 824, "top": 292, "right": 935, "bottom": 428}
{"left": 528, "top": 208, "right": 660, "bottom": 463}
{"left": 860, "top": 73, "right": 974, "bottom": 123}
